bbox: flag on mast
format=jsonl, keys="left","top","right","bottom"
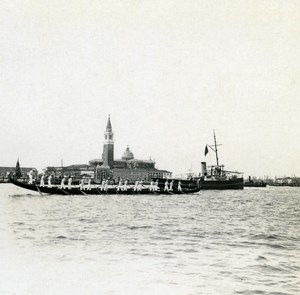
{"left": 204, "top": 145, "right": 209, "bottom": 156}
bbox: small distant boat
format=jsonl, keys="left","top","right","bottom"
{"left": 244, "top": 177, "right": 267, "bottom": 187}
{"left": 9, "top": 177, "right": 201, "bottom": 195}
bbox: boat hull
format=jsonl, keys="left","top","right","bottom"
{"left": 244, "top": 182, "right": 267, "bottom": 187}
{"left": 155, "top": 177, "right": 243, "bottom": 190}
{"left": 9, "top": 178, "right": 201, "bottom": 195}
{"left": 199, "top": 178, "right": 244, "bottom": 190}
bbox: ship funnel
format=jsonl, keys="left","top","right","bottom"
{"left": 201, "top": 162, "right": 207, "bottom": 176}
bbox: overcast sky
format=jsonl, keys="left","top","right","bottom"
{"left": 1, "top": 0, "right": 300, "bottom": 178}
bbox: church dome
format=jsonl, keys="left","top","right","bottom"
{"left": 122, "top": 146, "right": 134, "bottom": 160}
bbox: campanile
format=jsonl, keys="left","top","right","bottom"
{"left": 102, "top": 115, "right": 114, "bottom": 168}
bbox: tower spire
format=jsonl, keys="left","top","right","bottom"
{"left": 102, "top": 115, "right": 114, "bottom": 168}
{"left": 106, "top": 114, "right": 112, "bottom": 132}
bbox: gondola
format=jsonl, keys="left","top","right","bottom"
{"left": 9, "top": 178, "right": 201, "bottom": 195}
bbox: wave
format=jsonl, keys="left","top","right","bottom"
{"left": 10, "top": 194, "right": 37, "bottom": 197}
{"left": 127, "top": 225, "right": 152, "bottom": 230}
{"left": 255, "top": 264, "right": 286, "bottom": 273}
{"left": 252, "top": 234, "right": 282, "bottom": 240}
{"left": 236, "top": 290, "right": 291, "bottom": 295}
{"left": 241, "top": 241, "right": 287, "bottom": 249}
{"left": 11, "top": 222, "right": 24, "bottom": 225}
{"left": 256, "top": 255, "right": 268, "bottom": 261}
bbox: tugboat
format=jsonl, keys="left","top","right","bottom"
{"left": 196, "top": 131, "right": 244, "bottom": 189}
{"left": 156, "top": 131, "right": 244, "bottom": 190}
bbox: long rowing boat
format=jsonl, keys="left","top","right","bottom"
{"left": 9, "top": 178, "right": 201, "bottom": 195}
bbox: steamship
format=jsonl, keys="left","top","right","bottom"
{"left": 192, "top": 131, "right": 244, "bottom": 189}
{"left": 196, "top": 162, "right": 244, "bottom": 190}
{"left": 157, "top": 131, "right": 244, "bottom": 190}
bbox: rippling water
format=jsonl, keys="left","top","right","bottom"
{"left": 0, "top": 184, "right": 299, "bottom": 295}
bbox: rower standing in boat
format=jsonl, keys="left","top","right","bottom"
{"left": 104, "top": 179, "right": 108, "bottom": 191}
{"left": 164, "top": 180, "right": 169, "bottom": 191}
{"left": 138, "top": 179, "right": 143, "bottom": 191}
{"left": 60, "top": 176, "right": 67, "bottom": 189}
{"left": 87, "top": 177, "right": 92, "bottom": 190}
{"left": 177, "top": 180, "right": 182, "bottom": 192}
{"left": 117, "top": 179, "right": 122, "bottom": 191}
{"left": 169, "top": 180, "right": 174, "bottom": 191}
{"left": 40, "top": 173, "right": 45, "bottom": 187}
{"left": 154, "top": 180, "right": 159, "bottom": 191}
{"left": 149, "top": 180, "right": 154, "bottom": 191}
{"left": 68, "top": 176, "right": 72, "bottom": 189}
{"left": 48, "top": 174, "right": 53, "bottom": 188}
{"left": 123, "top": 179, "right": 128, "bottom": 191}
{"left": 28, "top": 169, "right": 34, "bottom": 184}
{"left": 134, "top": 179, "right": 139, "bottom": 191}
{"left": 100, "top": 179, "right": 105, "bottom": 191}
{"left": 79, "top": 177, "right": 84, "bottom": 190}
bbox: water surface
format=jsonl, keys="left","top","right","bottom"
{"left": 0, "top": 184, "right": 299, "bottom": 294}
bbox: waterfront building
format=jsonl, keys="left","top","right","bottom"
{"left": 89, "top": 116, "right": 172, "bottom": 183}
{"left": 43, "top": 164, "right": 94, "bottom": 180}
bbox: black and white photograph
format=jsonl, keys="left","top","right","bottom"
{"left": 0, "top": 1, "right": 299, "bottom": 294}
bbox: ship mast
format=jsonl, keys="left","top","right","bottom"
{"left": 213, "top": 130, "right": 219, "bottom": 166}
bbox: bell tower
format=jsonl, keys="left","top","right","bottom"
{"left": 102, "top": 115, "right": 114, "bottom": 168}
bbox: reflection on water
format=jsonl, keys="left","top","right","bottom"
{"left": 0, "top": 184, "right": 299, "bottom": 294}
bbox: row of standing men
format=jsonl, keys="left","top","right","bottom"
{"left": 30, "top": 173, "right": 93, "bottom": 190}
{"left": 30, "top": 171, "right": 183, "bottom": 192}
{"left": 95, "top": 178, "right": 182, "bottom": 191}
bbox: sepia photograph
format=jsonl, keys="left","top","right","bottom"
{"left": 1, "top": 1, "right": 299, "bottom": 294}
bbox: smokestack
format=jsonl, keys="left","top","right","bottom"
{"left": 201, "top": 162, "right": 207, "bottom": 176}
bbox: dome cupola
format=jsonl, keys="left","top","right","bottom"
{"left": 122, "top": 146, "right": 134, "bottom": 160}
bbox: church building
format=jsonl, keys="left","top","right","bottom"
{"left": 89, "top": 116, "right": 172, "bottom": 183}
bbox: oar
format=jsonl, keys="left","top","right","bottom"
{"left": 60, "top": 187, "right": 70, "bottom": 195}
{"left": 114, "top": 185, "right": 121, "bottom": 194}
{"left": 93, "top": 185, "right": 102, "bottom": 194}
{"left": 77, "top": 187, "right": 87, "bottom": 195}
{"left": 35, "top": 184, "right": 43, "bottom": 196}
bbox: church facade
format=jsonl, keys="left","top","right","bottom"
{"left": 89, "top": 116, "right": 172, "bottom": 183}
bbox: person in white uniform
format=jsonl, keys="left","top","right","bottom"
{"left": 177, "top": 180, "right": 182, "bottom": 192}
{"left": 87, "top": 178, "right": 92, "bottom": 190}
{"left": 123, "top": 179, "right": 128, "bottom": 191}
{"left": 104, "top": 179, "right": 108, "bottom": 191}
{"left": 164, "top": 180, "right": 169, "bottom": 191}
{"left": 154, "top": 180, "right": 159, "bottom": 191}
{"left": 134, "top": 179, "right": 139, "bottom": 191}
{"left": 138, "top": 179, "right": 143, "bottom": 191}
{"left": 28, "top": 169, "right": 34, "bottom": 184}
{"left": 100, "top": 179, "right": 105, "bottom": 191}
{"left": 48, "top": 174, "right": 53, "bottom": 188}
{"left": 60, "top": 176, "right": 67, "bottom": 189}
{"left": 149, "top": 180, "right": 154, "bottom": 191}
{"left": 169, "top": 180, "right": 174, "bottom": 191}
{"left": 40, "top": 173, "right": 45, "bottom": 187}
{"left": 79, "top": 177, "right": 84, "bottom": 190}
{"left": 68, "top": 176, "right": 72, "bottom": 189}
{"left": 117, "top": 179, "right": 122, "bottom": 191}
